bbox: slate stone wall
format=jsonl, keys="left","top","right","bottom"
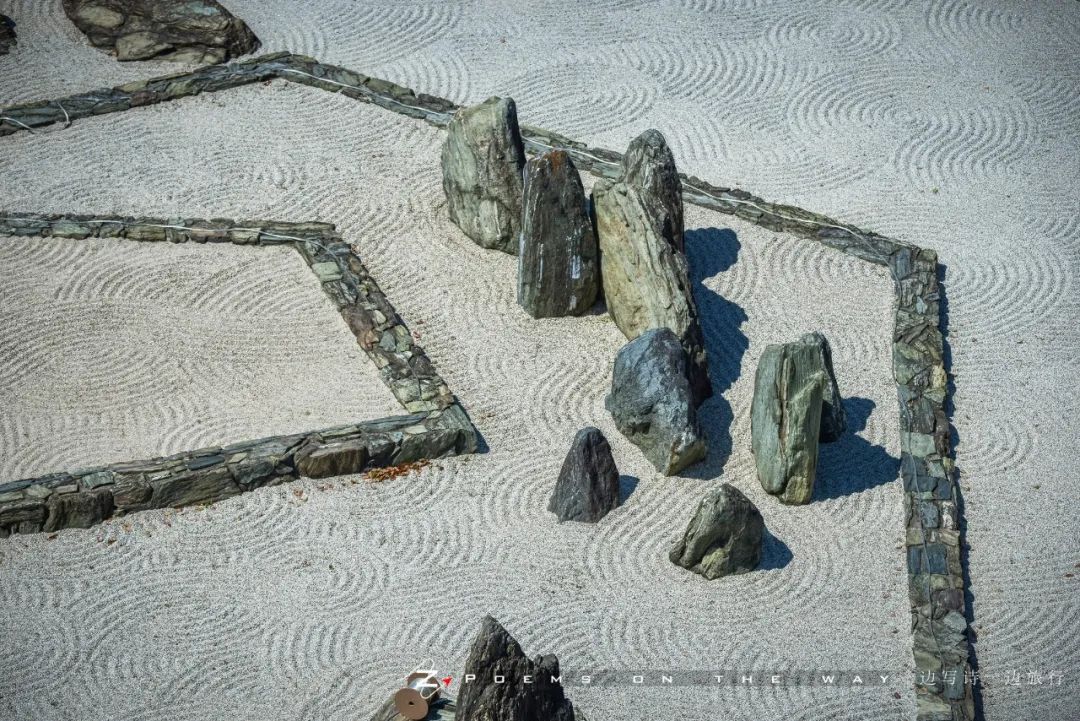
{"left": 0, "top": 57, "right": 972, "bottom": 719}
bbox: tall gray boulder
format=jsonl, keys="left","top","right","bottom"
{"left": 456, "top": 616, "right": 576, "bottom": 721}
{"left": 593, "top": 129, "right": 710, "bottom": 405}
{"left": 517, "top": 150, "right": 599, "bottom": 317}
{"left": 548, "top": 427, "right": 620, "bottom": 522}
{"left": 751, "top": 342, "right": 826, "bottom": 505}
{"left": 799, "top": 332, "right": 846, "bottom": 442}
{"left": 441, "top": 97, "right": 526, "bottom": 254}
{"left": 670, "top": 483, "right": 763, "bottom": 579}
{"left": 606, "top": 327, "right": 707, "bottom": 476}
{"left": 62, "top": 0, "right": 260, "bottom": 63}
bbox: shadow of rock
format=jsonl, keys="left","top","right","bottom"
{"left": 683, "top": 227, "right": 749, "bottom": 479}
{"left": 758, "top": 527, "right": 794, "bottom": 571}
{"left": 618, "top": 474, "right": 639, "bottom": 504}
{"left": 814, "top": 397, "right": 900, "bottom": 501}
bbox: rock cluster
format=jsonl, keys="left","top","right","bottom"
{"left": 606, "top": 328, "right": 707, "bottom": 476}
{"left": 0, "top": 14, "right": 14, "bottom": 55}
{"left": 441, "top": 96, "right": 526, "bottom": 254}
{"left": 456, "top": 615, "right": 576, "bottom": 721}
{"left": 517, "top": 150, "right": 599, "bottom": 317}
{"left": 62, "top": 0, "right": 260, "bottom": 64}
{"left": 670, "top": 483, "right": 763, "bottom": 579}
{"left": 593, "top": 129, "right": 711, "bottom": 406}
{"left": 548, "top": 427, "right": 620, "bottom": 522}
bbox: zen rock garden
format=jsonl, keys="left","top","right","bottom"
{"left": 440, "top": 94, "right": 854, "bottom": 583}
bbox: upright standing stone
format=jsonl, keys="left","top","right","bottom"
{"left": 456, "top": 616, "right": 576, "bottom": 721}
{"left": 518, "top": 150, "right": 599, "bottom": 317}
{"left": 799, "top": 332, "right": 846, "bottom": 442}
{"left": 441, "top": 97, "right": 526, "bottom": 254}
{"left": 751, "top": 342, "right": 826, "bottom": 504}
{"left": 670, "top": 483, "right": 763, "bottom": 579}
{"left": 593, "top": 129, "right": 710, "bottom": 405}
{"left": 606, "top": 327, "right": 707, "bottom": 476}
{"left": 62, "top": 0, "right": 260, "bottom": 63}
{"left": 548, "top": 427, "right": 620, "bottom": 522}
{"left": 0, "top": 14, "right": 15, "bottom": 55}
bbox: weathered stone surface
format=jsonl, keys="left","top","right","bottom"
{"left": 62, "top": 0, "right": 260, "bottom": 63}
{"left": 456, "top": 615, "right": 576, "bottom": 721}
{"left": 43, "top": 489, "right": 114, "bottom": 531}
{"left": 751, "top": 342, "right": 826, "bottom": 504}
{"left": 548, "top": 427, "right": 619, "bottom": 522}
{"left": 296, "top": 439, "right": 369, "bottom": 478}
{"left": 606, "top": 327, "right": 707, "bottom": 475}
{"left": 669, "top": 483, "right": 763, "bottom": 579}
{"left": 0, "top": 14, "right": 15, "bottom": 54}
{"left": 441, "top": 96, "right": 526, "bottom": 254}
{"left": 799, "top": 332, "right": 846, "bottom": 442}
{"left": 149, "top": 466, "right": 240, "bottom": 508}
{"left": 517, "top": 150, "right": 598, "bottom": 317}
{"left": 593, "top": 129, "right": 711, "bottom": 405}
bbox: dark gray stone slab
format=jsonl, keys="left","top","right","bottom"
{"left": 548, "top": 427, "right": 620, "bottom": 523}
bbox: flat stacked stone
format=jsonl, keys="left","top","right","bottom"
{"left": 670, "top": 482, "right": 763, "bottom": 579}
{"left": 751, "top": 341, "right": 826, "bottom": 504}
{"left": 592, "top": 129, "right": 711, "bottom": 405}
{"left": 441, "top": 96, "right": 526, "bottom": 254}
{"left": 62, "top": 0, "right": 260, "bottom": 63}
{"left": 548, "top": 427, "right": 620, "bottom": 522}
{"left": 517, "top": 150, "right": 599, "bottom": 317}
{"left": 606, "top": 327, "right": 707, "bottom": 476}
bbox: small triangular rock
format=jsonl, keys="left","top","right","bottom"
{"left": 799, "top": 332, "right": 846, "bottom": 442}
{"left": 670, "top": 483, "right": 763, "bottom": 579}
{"left": 456, "top": 616, "right": 576, "bottom": 721}
{"left": 518, "top": 150, "right": 599, "bottom": 317}
{"left": 548, "top": 427, "right": 620, "bottom": 522}
{"left": 441, "top": 96, "right": 526, "bottom": 254}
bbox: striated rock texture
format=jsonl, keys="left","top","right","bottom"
{"left": 518, "top": 150, "right": 599, "bottom": 317}
{"left": 593, "top": 129, "right": 710, "bottom": 405}
{"left": 548, "top": 427, "right": 620, "bottom": 522}
{"left": 442, "top": 96, "right": 526, "bottom": 254}
{"left": 670, "top": 483, "right": 763, "bottom": 579}
{"left": 606, "top": 327, "right": 707, "bottom": 476}
{"left": 457, "top": 615, "right": 576, "bottom": 721}
{"left": 0, "top": 14, "right": 14, "bottom": 54}
{"left": 751, "top": 342, "right": 826, "bottom": 504}
{"left": 799, "top": 331, "right": 846, "bottom": 442}
{"left": 62, "top": 0, "right": 260, "bottom": 63}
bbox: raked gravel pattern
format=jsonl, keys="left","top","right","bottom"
{"left": 1, "top": 1, "right": 1078, "bottom": 719}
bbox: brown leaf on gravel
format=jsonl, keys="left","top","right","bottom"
{"left": 365, "top": 459, "right": 431, "bottom": 482}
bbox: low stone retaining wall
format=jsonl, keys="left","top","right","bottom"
{"left": 0, "top": 213, "right": 477, "bottom": 537}
{"left": 0, "top": 57, "right": 973, "bottom": 719}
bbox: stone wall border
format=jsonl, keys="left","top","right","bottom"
{"left": 0, "top": 212, "right": 478, "bottom": 536}
{"left": 0, "top": 55, "right": 974, "bottom": 720}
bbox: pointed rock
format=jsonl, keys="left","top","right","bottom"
{"left": 751, "top": 342, "right": 826, "bottom": 504}
{"left": 518, "top": 150, "right": 599, "bottom": 317}
{"left": 441, "top": 96, "right": 526, "bottom": 254}
{"left": 593, "top": 129, "right": 710, "bottom": 405}
{"left": 670, "top": 483, "right": 763, "bottom": 579}
{"left": 799, "top": 332, "right": 846, "bottom": 442}
{"left": 606, "top": 327, "right": 707, "bottom": 476}
{"left": 457, "top": 616, "right": 576, "bottom": 721}
{"left": 548, "top": 427, "right": 620, "bottom": 522}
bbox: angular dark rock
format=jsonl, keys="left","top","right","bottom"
{"left": 43, "top": 489, "right": 114, "bottom": 531}
{"left": 669, "top": 483, "right": 763, "bottom": 579}
{"left": 751, "top": 342, "right": 826, "bottom": 504}
{"left": 0, "top": 14, "right": 15, "bottom": 55}
{"left": 548, "top": 427, "right": 620, "bottom": 522}
{"left": 799, "top": 331, "right": 846, "bottom": 442}
{"left": 441, "top": 97, "right": 526, "bottom": 254}
{"left": 593, "top": 129, "right": 710, "bottom": 405}
{"left": 296, "top": 439, "right": 369, "bottom": 479}
{"left": 605, "top": 327, "right": 707, "bottom": 476}
{"left": 62, "top": 0, "right": 260, "bottom": 64}
{"left": 517, "top": 150, "right": 599, "bottom": 317}
{"left": 457, "top": 615, "right": 576, "bottom": 721}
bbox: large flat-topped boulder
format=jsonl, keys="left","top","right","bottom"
{"left": 593, "top": 129, "right": 710, "bottom": 405}
{"left": 518, "top": 150, "right": 599, "bottom": 317}
{"left": 751, "top": 341, "right": 826, "bottom": 504}
{"left": 442, "top": 96, "right": 526, "bottom": 254}
{"left": 606, "top": 327, "right": 707, "bottom": 476}
{"left": 456, "top": 615, "right": 576, "bottom": 721}
{"left": 670, "top": 482, "right": 763, "bottom": 579}
{"left": 62, "top": 0, "right": 260, "bottom": 63}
